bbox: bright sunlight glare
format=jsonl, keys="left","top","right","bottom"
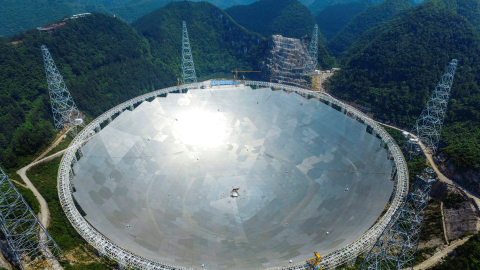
{"left": 176, "top": 110, "right": 230, "bottom": 146}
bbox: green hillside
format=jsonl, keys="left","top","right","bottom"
{"left": 225, "top": 0, "right": 319, "bottom": 39}
{"left": 0, "top": 0, "right": 258, "bottom": 37}
{"left": 0, "top": 3, "right": 270, "bottom": 169}
{"left": 308, "top": 0, "right": 383, "bottom": 15}
{"left": 327, "top": 0, "right": 480, "bottom": 168}
{"left": 316, "top": 1, "right": 370, "bottom": 40}
{"left": 339, "top": 0, "right": 480, "bottom": 64}
{"left": 133, "top": 1, "right": 266, "bottom": 80}
{"left": 326, "top": 0, "right": 412, "bottom": 57}
{"left": 0, "top": 13, "right": 169, "bottom": 168}
{"left": 0, "top": 0, "right": 89, "bottom": 37}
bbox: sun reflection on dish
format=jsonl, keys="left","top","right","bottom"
{"left": 177, "top": 110, "right": 230, "bottom": 146}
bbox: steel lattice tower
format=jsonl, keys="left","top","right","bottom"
{"left": 181, "top": 21, "right": 197, "bottom": 85}
{"left": 360, "top": 168, "right": 436, "bottom": 270}
{"left": 304, "top": 24, "right": 319, "bottom": 75}
{"left": 41, "top": 45, "right": 83, "bottom": 131}
{"left": 0, "top": 166, "right": 68, "bottom": 269}
{"left": 409, "top": 59, "right": 458, "bottom": 157}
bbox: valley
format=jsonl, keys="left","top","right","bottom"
{"left": 1, "top": 0, "right": 480, "bottom": 269}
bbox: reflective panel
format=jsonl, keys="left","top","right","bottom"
{"left": 73, "top": 86, "right": 393, "bottom": 269}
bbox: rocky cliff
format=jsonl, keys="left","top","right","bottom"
{"left": 262, "top": 35, "right": 309, "bottom": 87}
{"left": 435, "top": 153, "right": 480, "bottom": 197}
{"left": 430, "top": 180, "right": 479, "bottom": 241}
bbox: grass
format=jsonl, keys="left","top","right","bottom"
{"left": 27, "top": 157, "right": 83, "bottom": 251}
{"left": 415, "top": 246, "right": 437, "bottom": 265}
{"left": 12, "top": 182, "right": 40, "bottom": 214}
{"left": 26, "top": 157, "right": 113, "bottom": 269}
{"left": 420, "top": 199, "right": 444, "bottom": 243}
{"left": 49, "top": 135, "right": 73, "bottom": 156}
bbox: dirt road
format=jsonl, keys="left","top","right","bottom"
{"left": 414, "top": 236, "right": 471, "bottom": 270}
{"left": 33, "top": 133, "right": 66, "bottom": 163}
{"left": 16, "top": 149, "right": 67, "bottom": 228}
{"left": 376, "top": 122, "right": 480, "bottom": 208}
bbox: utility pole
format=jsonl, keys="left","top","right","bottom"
{"left": 181, "top": 21, "right": 197, "bottom": 85}
{"left": 408, "top": 59, "right": 458, "bottom": 159}
{"left": 41, "top": 45, "right": 83, "bottom": 134}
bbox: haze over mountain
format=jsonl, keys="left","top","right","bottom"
{"left": 133, "top": 1, "right": 265, "bottom": 79}
{"left": 225, "top": 0, "right": 319, "bottom": 39}
{"left": 326, "top": 0, "right": 413, "bottom": 57}
{"left": 327, "top": 0, "right": 480, "bottom": 172}
{"left": 0, "top": 0, "right": 258, "bottom": 37}
{"left": 316, "top": 1, "right": 371, "bottom": 40}
{"left": 308, "top": 0, "right": 383, "bottom": 14}
{"left": 0, "top": 1, "right": 268, "bottom": 168}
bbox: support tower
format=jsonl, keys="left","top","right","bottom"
{"left": 408, "top": 59, "right": 458, "bottom": 158}
{"left": 0, "top": 166, "right": 68, "bottom": 269}
{"left": 304, "top": 24, "right": 319, "bottom": 75}
{"left": 360, "top": 168, "right": 436, "bottom": 270}
{"left": 41, "top": 45, "right": 83, "bottom": 131}
{"left": 181, "top": 21, "right": 197, "bottom": 85}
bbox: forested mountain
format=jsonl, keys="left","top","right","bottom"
{"left": 0, "top": 0, "right": 259, "bottom": 37}
{"left": 308, "top": 0, "right": 383, "bottom": 15}
{"left": 0, "top": 0, "right": 90, "bottom": 37}
{"left": 316, "top": 1, "right": 371, "bottom": 40}
{"left": 327, "top": 0, "right": 480, "bottom": 169}
{"left": 326, "top": 0, "right": 412, "bottom": 57}
{"left": 133, "top": 1, "right": 266, "bottom": 80}
{"left": 225, "top": 0, "right": 319, "bottom": 39}
{"left": 448, "top": 0, "right": 480, "bottom": 32}
{"left": 0, "top": 4, "right": 268, "bottom": 169}
{"left": 339, "top": 0, "right": 480, "bottom": 65}
{"left": 0, "top": 13, "right": 165, "bottom": 168}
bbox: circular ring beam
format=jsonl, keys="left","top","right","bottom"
{"left": 58, "top": 81, "right": 408, "bottom": 270}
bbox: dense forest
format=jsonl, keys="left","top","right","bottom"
{"left": 0, "top": 0, "right": 89, "bottom": 37}
{"left": 315, "top": 1, "right": 370, "bottom": 40}
{"left": 335, "top": 0, "right": 480, "bottom": 64}
{"left": 0, "top": 2, "right": 270, "bottom": 170}
{"left": 0, "top": 0, "right": 260, "bottom": 37}
{"left": 0, "top": 13, "right": 166, "bottom": 169}
{"left": 327, "top": 0, "right": 480, "bottom": 169}
{"left": 133, "top": 1, "right": 266, "bottom": 81}
{"left": 326, "top": 0, "right": 413, "bottom": 57}
{"left": 225, "top": 0, "right": 319, "bottom": 39}
{"left": 308, "top": 0, "right": 383, "bottom": 15}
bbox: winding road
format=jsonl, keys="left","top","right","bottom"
{"left": 13, "top": 91, "right": 480, "bottom": 270}
{"left": 17, "top": 149, "right": 67, "bottom": 228}
{"left": 375, "top": 121, "right": 480, "bottom": 207}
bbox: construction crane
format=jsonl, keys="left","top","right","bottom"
{"left": 306, "top": 252, "right": 322, "bottom": 269}
{"left": 231, "top": 69, "right": 261, "bottom": 80}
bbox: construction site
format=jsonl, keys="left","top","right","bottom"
{"left": 0, "top": 20, "right": 466, "bottom": 270}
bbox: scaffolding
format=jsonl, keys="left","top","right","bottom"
{"left": 360, "top": 168, "right": 436, "bottom": 270}
{"left": 0, "top": 166, "right": 68, "bottom": 269}
{"left": 41, "top": 45, "right": 84, "bottom": 134}
{"left": 181, "top": 21, "right": 197, "bottom": 85}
